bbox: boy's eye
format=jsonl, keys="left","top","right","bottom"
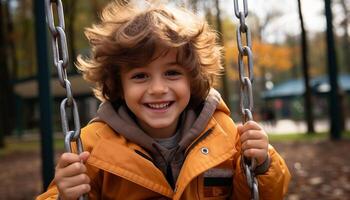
{"left": 165, "top": 70, "right": 182, "bottom": 78}
{"left": 131, "top": 73, "right": 148, "bottom": 81}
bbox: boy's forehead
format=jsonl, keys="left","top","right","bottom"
{"left": 121, "top": 47, "right": 179, "bottom": 71}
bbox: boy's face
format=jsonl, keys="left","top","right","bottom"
{"left": 120, "top": 48, "right": 191, "bottom": 138}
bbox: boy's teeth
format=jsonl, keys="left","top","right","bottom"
{"left": 148, "top": 102, "right": 170, "bottom": 109}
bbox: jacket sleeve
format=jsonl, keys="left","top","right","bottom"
{"left": 232, "top": 144, "right": 291, "bottom": 200}
{"left": 35, "top": 123, "right": 105, "bottom": 200}
{"left": 35, "top": 183, "right": 59, "bottom": 200}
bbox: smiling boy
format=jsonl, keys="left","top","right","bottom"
{"left": 37, "top": 1, "right": 290, "bottom": 200}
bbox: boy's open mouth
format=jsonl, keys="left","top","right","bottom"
{"left": 145, "top": 101, "right": 174, "bottom": 109}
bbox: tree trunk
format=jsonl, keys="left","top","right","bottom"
{"left": 5, "top": 0, "right": 18, "bottom": 79}
{"left": 214, "top": 0, "right": 230, "bottom": 108}
{"left": 339, "top": 0, "right": 350, "bottom": 73}
{"left": 19, "top": 0, "right": 35, "bottom": 76}
{"left": 63, "top": 0, "right": 77, "bottom": 70}
{"left": 325, "top": 0, "right": 342, "bottom": 140}
{"left": 297, "top": 0, "right": 315, "bottom": 133}
{"left": 5, "top": 0, "right": 17, "bottom": 137}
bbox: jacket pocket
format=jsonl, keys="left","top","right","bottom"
{"left": 197, "top": 168, "right": 233, "bottom": 200}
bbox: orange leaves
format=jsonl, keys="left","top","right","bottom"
{"left": 224, "top": 38, "right": 293, "bottom": 80}
{"left": 254, "top": 40, "right": 292, "bottom": 71}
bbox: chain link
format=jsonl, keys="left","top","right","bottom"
{"left": 233, "top": 0, "right": 259, "bottom": 199}
{"left": 45, "top": 1, "right": 87, "bottom": 200}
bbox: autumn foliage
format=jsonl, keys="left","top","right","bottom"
{"left": 224, "top": 38, "right": 293, "bottom": 80}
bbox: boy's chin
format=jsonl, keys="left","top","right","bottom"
{"left": 146, "top": 122, "right": 172, "bottom": 130}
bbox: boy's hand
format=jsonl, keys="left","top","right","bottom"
{"left": 237, "top": 121, "right": 269, "bottom": 166}
{"left": 54, "top": 151, "right": 91, "bottom": 200}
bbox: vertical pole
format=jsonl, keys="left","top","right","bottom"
{"left": 325, "top": 0, "right": 341, "bottom": 140}
{"left": 0, "top": 0, "right": 7, "bottom": 148}
{"left": 34, "top": 0, "right": 55, "bottom": 189}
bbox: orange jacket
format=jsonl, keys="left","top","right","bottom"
{"left": 37, "top": 103, "right": 290, "bottom": 200}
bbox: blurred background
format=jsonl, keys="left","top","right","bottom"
{"left": 0, "top": 0, "right": 349, "bottom": 199}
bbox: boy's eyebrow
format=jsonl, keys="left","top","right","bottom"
{"left": 121, "top": 65, "right": 139, "bottom": 73}
{"left": 166, "top": 61, "right": 180, "bottom": 66}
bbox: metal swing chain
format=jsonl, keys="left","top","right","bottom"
{"left": 233, "top": 0, "right": 259, "bottom": 199}
{"left": 45, "top": 0, "right": 87, "bottom": 200}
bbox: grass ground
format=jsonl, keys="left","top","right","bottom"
{"left": 268, "top": 131, "right": 350, "bottom": 142}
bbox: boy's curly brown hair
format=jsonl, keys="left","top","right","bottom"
{"left": 77, "top": 0, "right": 223, "bottom": 107}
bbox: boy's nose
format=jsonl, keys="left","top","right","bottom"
{"left": 148, "top": 78, "right": 168, "bottom": 95}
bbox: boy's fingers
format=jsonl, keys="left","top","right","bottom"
{"left": 242, "top": 148, "right": 266, "bottom": 158}
{"left": 57, "top": 151, "right": 90, "bottom": 169}
{"left": 242, "top": 149, "right": 267, "bottom": 165}
{"left": 241, "top": 139, "right": 267, "bottom": 151}
{"left": 58, "top": 173, "right": 90, "bottom": 190}
{"left": 79, "top": 151, "right": 90, "bottom": 163}
{"left": 240, "top": 121, "right": 262, "bottom": 133}
{"left": 62, "top": 184, "right": 91, "bottom": 200}
{"left": 240, "top": 130, "right": 268, "bottom": 143}
{"left": 55, "top": 162, "right": 86, "bottom": 185}
{"left": 57, "top": 153, "right": 81, "bottom": 169}
{"left": 58, "top": 162, "right": 87, "bottom": 177}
